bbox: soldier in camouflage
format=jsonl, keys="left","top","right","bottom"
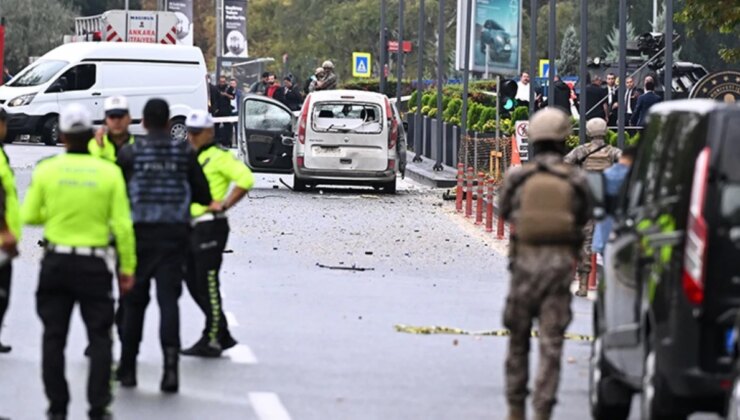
{"left": 500, "top": 108, "right": 592, "bottom": 420}
{"left": 564, "top": 118, "right": 621, "bottom": 296}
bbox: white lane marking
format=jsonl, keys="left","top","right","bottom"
{"left": 249, "top": 392, "right": 292, "bottom": 420}
{"left": 226, "top": 311, "right": 239, "bottom": 327}
{"left": 225, "top": 344, "right": 258, "bottom": 364}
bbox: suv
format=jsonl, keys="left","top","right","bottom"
{"left": 589, "top": 99, "right": 740, "bottom": 420}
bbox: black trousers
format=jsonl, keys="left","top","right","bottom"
{"left": 0, "top": 263, "right": 11, "bottom": 338}
{"left": 121, "top": 225, "right": 188, "bottom": 353}
{"left": 216, "top": 123, "right": 233, "bottom": 148}
{"left": 36, "top": 253, "right": 113, "bottom": 416}
{"left": 186, "top": 219, "right": 231, "bottom": 343}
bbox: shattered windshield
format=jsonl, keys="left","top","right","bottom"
{"left": 312, "top": 102, "right": 383, "bottom": 134}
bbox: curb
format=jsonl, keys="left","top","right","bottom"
{"left": 404, "top": 154, "right": 457, "bottom": 189}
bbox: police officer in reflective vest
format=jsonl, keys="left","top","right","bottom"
{"left": 182, "top": 110, "right": 254, "bottom": 358}
{"left": 116, "top": 99, "right": 211, "bottom": 392}
{"left": 89, "top": 96, "right": 136, "bottom": 161}
{"left": 22, "top": 104, "right": 136, "bottom": 420}
{"left": 500, "top": 108, "right": 592, "bottom": 420}
{"left": 564, "top": 118, "right": 621, "bottom": 296}
{"left": 0, "top": 107, "right": 20, "bottom": 354}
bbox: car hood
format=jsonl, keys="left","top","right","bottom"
{"left": 0, "top": 85, "right": 42, "bottom": 101}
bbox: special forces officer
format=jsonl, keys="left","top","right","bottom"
{"left": 500, "top": 108, "right": 592, "bottom": 420}
{"left": 22, "top": 104, "right": 136, "bottom": 420}
{"left": 0, "top": 108, "right": 20, "bottom": 354}
{"left": 116, "top": 99, "right": 211, "bottom": 393}
{"left": 182, "top": 110, "right": 254, "bottom": 358}
{"left": 564, "top": 117, "right": 621, "bottom": 296}
{"left": 89, "top": 96, "right": 136, "bottom": 161}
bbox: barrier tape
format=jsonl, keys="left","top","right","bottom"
{"left": 394, "top": 324, "right": 594, "bottom": 342}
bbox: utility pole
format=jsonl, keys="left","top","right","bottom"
{"left": 380, "top": 0, "right": 387, "bottom": 94}
{"left": 579, "top": 0, "right": 588, "bottom": 145}
{"left": 653, "top": 0, "right": 659, "bottom": 31}
{"left": 529, "top": 0, "right": 537, "bottom": 117}
{"left": 396, "top": 0, "right": 404, "bottom": 106}
{"left": 215, "top": 0, "right": 222, "bottom": 77}
{"left": 547, "top": 0, "right": 556, "bottom": 107}
{"left": 618, "top": 0, "right": 627, "bottom": 148}
{"left": 664, "top": 0, "right": 673, "bottom": 101}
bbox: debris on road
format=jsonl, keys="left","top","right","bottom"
{"left": 316, "top": 263, "right": 375, "bottom": 272}
{"left": 394, "top": 324, "right": 594, "bottom": 342}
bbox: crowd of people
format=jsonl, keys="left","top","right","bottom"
{"left": 515, "top": 71, "right": 663, "bottom": 128}
{"left": 0, "top": 95, "right": 255, "bottom": 419}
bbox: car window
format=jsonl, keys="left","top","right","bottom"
{"left": 656, "top": 112, "right": 704, "bottom": 201}
{"left": 58, "top": 64, "right": 97, "bottom": 91}
{"left": 623, "top": 113, "right": 666, "bottom": 210}
{"left": 242, "top": 99, "right": 292, "bottom": 132}
{"left": 719, "top": 113, "right": 740, "bottom": 181}
{"left": 8, "top": 60, "right": 68, "bottom": 87}
{"left": 312, "top": 102, "right": 383, "bottom": 134}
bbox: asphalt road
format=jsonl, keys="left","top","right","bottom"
{"left": 0, "top": 144, "right": 718, "bottom": 419}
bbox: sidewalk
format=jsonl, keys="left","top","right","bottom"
{"left": 404, "top": 154, "right": 457, "bottom": 188}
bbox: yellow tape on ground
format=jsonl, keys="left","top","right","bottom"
{"left": 394, "top": 324, "right": 593, "bottom": 342}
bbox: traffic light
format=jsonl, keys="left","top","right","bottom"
{"left": 499, "top": 79, "right": 518, "bottom": 115}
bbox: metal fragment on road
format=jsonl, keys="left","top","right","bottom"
{"left": 393, "top": 324, "right": 594, "bottom": 342}
{"left": 316, "top": 263, "right": 375, "bottom": 272}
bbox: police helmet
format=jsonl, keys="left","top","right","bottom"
{"left": 322, "top": 60, "right": 335, "bottom": 70}
{"left": 528, "top": 108, "right": 571, "bottom": 143}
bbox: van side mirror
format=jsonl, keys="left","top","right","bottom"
{"left": 586, "top": 171, "right": 607, "bottom": 220}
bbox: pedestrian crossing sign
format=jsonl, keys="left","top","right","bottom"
{"left": 352, "top": 52, "right": 372, "bottom": 78}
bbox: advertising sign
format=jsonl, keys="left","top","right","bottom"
{"left": 165, "top": 0, "right": 194, "bottom": 46}
{"left": 223, "top": 0, "right": 249, "bottom": 58}
{"left": 456, "top": 0, "right": 522, "bottom": 76}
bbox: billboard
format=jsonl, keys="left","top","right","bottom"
{"left": 223, "top": 0, "right": 249, "bottom": 58}
{"left": 456, "top": 0, "right": 522, "bottom": 76}
{"left": 165, "top": 0, "right": 194, "bottom": 46}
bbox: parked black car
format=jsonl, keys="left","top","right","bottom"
{"left": 589, "top": 99, "right": 740, "bottom": 420}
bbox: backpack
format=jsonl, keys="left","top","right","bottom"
{"left": 515, "top": 162, "right": 579, "bottom": 244}
{"left": 582, "top": 143, "right": 614, "bottom": 171}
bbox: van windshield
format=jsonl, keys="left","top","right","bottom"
{"left": 312, "top": 102, "right": 383, "bottom": 134}
{"left": 8, "top": 60, "right": 69, "bottom": 87}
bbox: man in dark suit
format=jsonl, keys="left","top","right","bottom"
{"left": 605, "top": 73, "right": 619, "bottom": 126}
{"left": 630, "top": 79, "right": 661, "bottom": 127}
{"left": 585, "top": 74, "right": 608, "bottom": 121}
{"left": 623, "top": 76, "right": 642, "bottom": 127}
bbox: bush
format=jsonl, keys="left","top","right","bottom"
{"left": 427, "top": 107, "right": 438, "bottom": 118}
{"left": 467, "top": 103, "right": 483, "bottom": 132}
{"left": 443, "top": 98, "right": 462, "bottom": 123}
{"left": 409, "top": 90, "right": 419, "bottom": 107}
{"left": 339, "top": 78, "right": 415, "bottom": 98}
{"left": 510, "top": 106, "right": 529, "bottom": 122}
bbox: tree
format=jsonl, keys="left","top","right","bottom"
{"left": 556, "top": 25, "right": 579, "bottom": 76}
{"left": 676, "top": 0, "right": 739, "bottom": 62}
{"left": 603, "top": 21, "right": 638, "bottom": 64}
{"left": 4, "top": 0, "right": 77, "bottom": 72}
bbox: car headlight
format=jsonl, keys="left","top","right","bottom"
{"left": 8, "top": 93, "right": 36, "bottom": 107}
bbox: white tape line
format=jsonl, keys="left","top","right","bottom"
{"left": 249, "top": 392, "right": 292, "bottom": 420}
{"left": 226, "top": 311, "right": 239, "bottom": 327}
{"left": 226, "top": 344, "right": 258, "bottom": 364}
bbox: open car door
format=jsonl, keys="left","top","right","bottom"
{"left": 238, "top": 95, "right": 295, "bottom": 173}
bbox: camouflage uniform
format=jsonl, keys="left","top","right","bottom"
{"left": 500, "top": 153, "right": 592, "bottom": 420}
{"left": 564, "top": 135, "right": 621, "bottom": 295}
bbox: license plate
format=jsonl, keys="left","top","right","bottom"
{"left": 314, "top": 146, "right": 341, "bottom": 156}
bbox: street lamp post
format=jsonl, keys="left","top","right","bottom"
{"left": 413, "top": 0, "right": 425, "bottom": 163}
{"left": 396, "top": 0, "right": 404, "bottom": 106}
{"left": 665, "top": 0, "right": 673, "bottom": 101}
{"left": 433, "top": 0, "right": 445, "bottom": 171}
{"left": 579, "top": 0, "right": 588, "bottom": 145}
{"left": 380, "top": 0, "right": 387, "bottom": 94}
{"left": 460, "top": 0, "right": 473, "bottom": 167}
{"left": 529, "top": 0, "right": 537, "bottom": 117}
{"left": 618, "top": 0, "right": 627, "bottom": 148}
{"left": 548, "top": 0, "right": 556, "bottom": 107}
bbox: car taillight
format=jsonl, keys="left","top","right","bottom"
{"left": 682, "top": 146, "right": 710, "bottom": 305}
{"left": 385, "top": 98, "right": 398, "bottom": 150}
{"left": 296, "top": 156, "right": 305, "bottom": 168}
{"left": 298, "top": 95, "right": 311, "bottom": 144}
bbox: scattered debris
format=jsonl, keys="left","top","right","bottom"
{"left": 316, "top": 263, "right": 375, "bottom": 272}
{"left": 393, "top": 324, "right": 594, "bottom": 342}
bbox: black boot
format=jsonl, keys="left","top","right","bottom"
{"left": 161, "top": 347, "right": 179, "bottom": 393}
{"left": 220, "top": 332, "right": 238, "bottom": 351}
{"left": 115, "top": 346, "right": 137, "bottom": 388}
{"left": 181, "top": 337, "right": 222, "bottom": 358}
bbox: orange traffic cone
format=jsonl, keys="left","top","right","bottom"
{"left": 510, "top": 135, "right": 522, "bottom": 168}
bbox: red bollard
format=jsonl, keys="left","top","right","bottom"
{"left": 485, "top": 180, "right": 494, "bottom": 233}
{"left": 588, "top": 253, "right": 598, "bottom": 290}
{"left": 465, "top": 167, "right": 474, "bottom": 218}
{"left": 496, "top": 215, "right": 505, "bottom": 240}
{"left": 455, "top": 163, "right": 464, "bottom": 213}
{"left": 475, "top": 172, "right": 485, "bottom": 225}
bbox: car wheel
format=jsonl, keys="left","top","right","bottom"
{"left": 169, "top": 118, "right": 187, "bottom": 142}
{"left": 293, "top": 176, "right": 308, "bottom": 192}
{"left": 382, "top": 179, "right": 397, "bottom": 195}
{"left": 641, "top": 349, "right": 686, "bottom": 420}
{"left": 590, "top": 337, "right": 631, "bottom": 420}
{"left": 41, "top": 117, "right": 59, "bottom": 146}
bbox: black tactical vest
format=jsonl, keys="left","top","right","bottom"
{"left": 128, "top": 136, "right": 192, "bottom": 224}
